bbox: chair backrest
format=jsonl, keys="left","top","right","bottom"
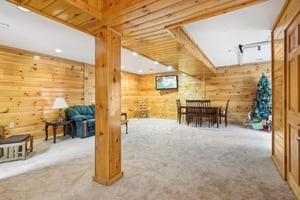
{"left": 186, "top": 100, "right": 211, "bottom": 107}
{"left": 186, "top": 100, "right": 209, "bottom": 113}
{"left": 224, "top": 99, "right": 230, "bottom": 116}
{"left": 176, "top": 99, "right": 181, "bottom": 113}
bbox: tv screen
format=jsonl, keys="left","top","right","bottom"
{"left": 156, "top": 75, "right": 178, "bottom": 90}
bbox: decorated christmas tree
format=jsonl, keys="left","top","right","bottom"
{"left": 250, "top": 74, "right": 272, "bottom": 123}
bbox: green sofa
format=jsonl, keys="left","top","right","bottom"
{"left": 65, "top": 105, "right": 95, "bottom": 138}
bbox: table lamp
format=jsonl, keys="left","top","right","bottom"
{"left": 52, "top": 97, "right": 69, "bottom": 122}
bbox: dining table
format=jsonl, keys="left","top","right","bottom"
{"left": 180, "top": 106, "right": 222, "bottom": 128}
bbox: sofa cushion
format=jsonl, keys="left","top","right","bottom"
{"left": 71, "top": 115, "right": 87, "bottom": 121}
{"left": 73, "top": 105, "right": 94, "bottom": 115}
{"left": 65, "top": 108, "right": 80, "bottom": 120}
{"left": 85, "top": 115, "right": 94, "bottom": 120}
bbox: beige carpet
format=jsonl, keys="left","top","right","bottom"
{"left": 0, "top": 119, "right": 295, "bottom": 200}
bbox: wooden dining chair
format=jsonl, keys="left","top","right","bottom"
{"left": 220, "top": 99, "right": 230, "bottom": 127}
{"left": 185, "top": 100, "right": 201, "bottom": 126}
{"left": 199, "top": 100, "right": 211, "bottom": 107}
{"left": 176, "top": 99, "right": 186, "bottom": 124}
{"left": 188, "top": 100, "right": 211, "bottom": 126}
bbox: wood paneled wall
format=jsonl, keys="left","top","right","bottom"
{"left": 206, "top": 62, "right": 271, "bottom": 124}
{"left": 272, "top": 0, "right": 300, "bottom": 179}
{"left": 0, "top": 45, "right": 85, "bottom": 138}
{"left": 120, "top": 72, "right": 141, "bottom": 118}
{"left": 138, "top": 73, "right": 205, "bottom": 118}
{"left": 128, "top": 62, "right": 271, "bottom": 122}
{"left": 84, "top": 65, "right": 140, "bottom": 118}
{"left": 0, "top": 45, "right": 271, "bottom": 139}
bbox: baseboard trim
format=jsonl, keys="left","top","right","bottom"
{"left": 93, "top": 171, "right": 123, "bottom": 186}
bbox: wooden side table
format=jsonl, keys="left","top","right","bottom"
{"left": 45, "top": 120, "right": 74, "bottom": 143}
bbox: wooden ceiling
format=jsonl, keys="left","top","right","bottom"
{"left": 8, "top": 0, "right": 266, "bottom": 77}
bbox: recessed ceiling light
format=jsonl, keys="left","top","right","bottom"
{"left": 18, "top": 6, "right": 30, "bottom": 12}
{"left": 33, "top": 55, "right": 40, "bottom": 60}
{"left": 154, "top": 61, "right": 159, "bottom": 65}
{"left": 0, "top": 22, "right": 10, "bottom": 29}
{"left": 54, "top": 49, "right": 62, "bottom": 53}
{"left": 138, "top": 69, "right": 143, "bottom": 73}
{"left": 182, "top": 73, "right": 186, "bottom": 76}
{"left": 121, "top": 65, "right": 125, "bottom": 69}
{"left": 132, "top": 52, "right": 138, "bottom": 56}
{"left": 167, "top": 66, "right": 173, "bottom": 70}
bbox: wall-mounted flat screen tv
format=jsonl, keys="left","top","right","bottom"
{"left": 155, "top": 75, "right": 178, "bottom": 90}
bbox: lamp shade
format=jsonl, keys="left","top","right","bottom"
{"left": 52, "top": 97, "right": 69, "bottom": 109}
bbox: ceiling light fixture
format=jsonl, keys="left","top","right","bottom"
{"left": 138, "top": 69, "right": 143, "bottom": 73}
{"left": 132, "top": 52, "right": 138, "bottom": 56}
{"left": 121, "top": 65, "right": 125, "bottom": 69}
{"left": 18, "top": 6, "right": 30, "bottom": 12}
{"left": 167, "top": 66, "right": 173, "bottom": 70}
{"left": 154, "top": 61, "right": 159, "bottom": 65}
{"left": 54, "top": 49, "right": 62, "bottom": 53}
{"left": 33, "top": 55, "right": 40, "bottom": 60}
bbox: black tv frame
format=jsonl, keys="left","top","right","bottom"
{"left": 155, "top": 75, "right": 178, "bottom": 90}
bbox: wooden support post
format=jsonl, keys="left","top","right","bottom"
{"left": 93, "top": 27, "right": 123, "bottom": 186}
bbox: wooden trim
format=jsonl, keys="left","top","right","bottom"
{"left": 272, "top": 0, "right": 291, "bottom": 31}
{"left": 284, "top": 9, "right": 300, "bottom": 193}
{"left": 167, "top": 26, "right": 216, "bottom": 74}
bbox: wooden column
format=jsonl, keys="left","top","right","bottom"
{"left": 93, "top": 27, "right": 123, "bottom": 185}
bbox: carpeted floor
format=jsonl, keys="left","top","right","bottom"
{"left": 0, "top": 119, "right": 295, "bottom": 200}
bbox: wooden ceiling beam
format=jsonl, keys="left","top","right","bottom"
{"left": 99, "top": 0, "right": 157, "bottom": 27}
{"left": 168, "top": 26, "right": 216, "bottom": 74}
{"left": 63, "top": 0, "right": 102, "bottom": 19}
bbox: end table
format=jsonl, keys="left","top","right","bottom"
{"left": 45, "top": 120, "right": 74, "bottom": 143}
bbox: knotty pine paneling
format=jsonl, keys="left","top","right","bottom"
{"left": 0, "top": 45, "right": 85, "bottom": 138}
{"left": 87, "top": 65, "right": 141, "bottom": 118}
{"left": 87, "top": 63, "right": 271, "bottom": 122}
{"left": 206, "top": 62, "right": 271, "bottom": 124}
{"left": 0, "top": 45, "right": 271, "bottom": 139}
{"left": 121, "top": 72, "right": 141, "bottom": 118}
{"left": 139, "top": 73, "right": 205, "bottom": 119}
